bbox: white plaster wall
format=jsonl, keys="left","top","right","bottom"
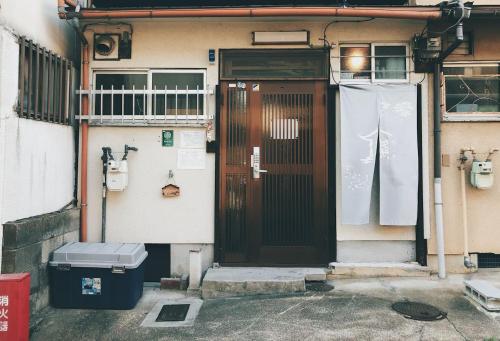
{"left": 0, "top": 28, "right": 75, "bottom": 226}
{"left": 87, "top": 127, "right": 214, "bottom": 244}
{"left": 0, "top": 0, "right": 77, "bottom": 59}
{"left": 83, "top": 19, "right": 431, "bottom": 255}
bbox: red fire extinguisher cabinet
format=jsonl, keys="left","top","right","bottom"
{"left": 0, "top": 273, "right": 30, "bottom": 341}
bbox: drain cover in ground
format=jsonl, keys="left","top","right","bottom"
{"left": 155, "top": 304, "right": 190, "bottom": 322}
{"left": 306, "top": 281, "right": 334, "bottom": 292}
{"left": 392, "top": 301, "right": 447, "bottom": 321}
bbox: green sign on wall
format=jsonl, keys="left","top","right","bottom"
{"left": 162, "top": 130, "right": 174, "bottom": 147}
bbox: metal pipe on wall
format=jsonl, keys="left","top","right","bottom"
{"left": 433, "top": 63, "right": 446, "bottom": 279}
{"left": 80, "top": 44, "right": 89, "bottom": 242}
{"left": 433, "top": 0, "right": 466, "bottom": 278}
{"left": 459, "top": 159, "right": 470, "bottom": 262}
{"left": 59, "top": 6, "right": 443, "bottom": 21}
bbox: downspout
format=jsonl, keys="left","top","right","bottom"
{"left": 80, "top": 44, "right": 89, "bottom": 242}
{"left": 433, "top": 63, "right": 446, "bottom": 279}
{"left": 433, "top": 0, "right": 466, "bottom": 278}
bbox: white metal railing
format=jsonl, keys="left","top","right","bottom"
{"left": 76, "top": 85, "right": 212, "bottom": 125}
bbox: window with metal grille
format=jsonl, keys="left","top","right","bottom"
{"left": 17, "top": 37, "right": 74, "bottom": 124}
{"left": 443, "top": 63, "right": 500, "bottom": 121}
{"left": 86, "top": 70, "right": 208, "bottom": 123}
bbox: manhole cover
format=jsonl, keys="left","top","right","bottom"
{"left": 392, "top": 301, "right": 447, "bottom": 321}
{"left": 306, "top": 282, "right": 334, "bottom": 292}
{"left": 155, "top": 304, "right": 190, "bottom": 322}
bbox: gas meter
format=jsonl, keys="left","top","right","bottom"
{"left": 106, "top": 159, "right": 129, "bottom": 191}
{"left": 102, "top": 144, "right": 137, "bottom": 192}
{"left": 470, "top": 160, "right": 494, "bottom": 189}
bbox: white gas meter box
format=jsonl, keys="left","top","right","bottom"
{"left": 106, "top": 160, "right": 129, "bottom": 191}
{"left": 471, "top": 160, "right": 494, "bottom": 189}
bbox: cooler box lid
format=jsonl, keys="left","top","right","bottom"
{"left": 49, "top": 242, "right": 148, "bottom": 269}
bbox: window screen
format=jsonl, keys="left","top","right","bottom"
{"left": 220, "top": 49, "right": 328, "bottom": 80}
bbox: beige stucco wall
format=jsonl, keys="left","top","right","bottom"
{"left": 425, "top": 20, "right": 500, "bottom": 261}
{"left": 83, "top": 18, "right": 431, "bottom": 250}
{"left": 438, "top": 123, "right": 500, "bottom": 254}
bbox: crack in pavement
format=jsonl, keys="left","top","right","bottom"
{"left": 446, "top": 316, "right": 469, "bottom": 341}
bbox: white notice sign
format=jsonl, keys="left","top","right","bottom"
{"left": 177, "top": 149, "right": 206, "bottom": 169}
{"left": 180, "top": 131, "right": 206, "bottom": 148}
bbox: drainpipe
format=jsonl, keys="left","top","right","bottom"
{"left": 81, "top": 44, "right": 89, "bottom": 242}
{"left": 433, "top": 63, "right": 446, "bottom": 279}
{"left": 433, "top": 0, "right": 467, "bottom": 279}
{"left": 58, "top": 6, "right": 442, "bottom": 21}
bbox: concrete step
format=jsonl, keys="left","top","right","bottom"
{"left": 201, "top": 267, "right": 327, "bottom": 299}
{"left": 328, "top": 262, "right": 431, "bottom": 279}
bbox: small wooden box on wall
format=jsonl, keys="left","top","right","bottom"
{"left": 162, "top": 184, "right": 180, "bottom": 197}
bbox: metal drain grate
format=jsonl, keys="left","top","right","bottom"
{"left": 392, "top": 301, "right": 447, "bottom": 321}
{"left": 478, "top": 253, "right": 500, "bottom": 268}
{"left": 155, "top": 304, "right": 191, "bottom": 322}
{"left": 306, "top": 281, "right": 334, "bottom": 292}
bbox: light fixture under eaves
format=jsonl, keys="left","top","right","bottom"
{"left": 252, "top": 31, "right": 310, "bottom": 45}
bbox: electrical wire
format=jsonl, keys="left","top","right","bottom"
{"left": 428, "top": 9, "right": 465, "bottom": 35}
{"left": 322, "top": 18, "right": 375, "bottom": 48}
{"left": 417, "top": 73, "right": 426, "bottom": 84}
{"left": 330, "top": 62, "right": 339, "bottom": 85}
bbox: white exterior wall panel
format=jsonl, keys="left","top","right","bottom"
{"left": 0, "top": 28, "right": 75, "bottom": 225}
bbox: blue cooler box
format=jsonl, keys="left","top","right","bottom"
{"left": 49, "top": 242, "right": 148, "bottom": 310}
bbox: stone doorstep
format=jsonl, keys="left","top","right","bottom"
{"left": 201, "top": 267, "right": 327, "bottom": 299}
{"left": 328, "top": 262, "right": 432, "bottom": 279}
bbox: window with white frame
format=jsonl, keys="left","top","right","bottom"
{"left": 91, "top": 69, "right": 206, "bottom": 119}
{"left": 340, "top": 43, "right": 409, "bottom": 82}
{"left": 443, "top": 63, "right": 500, "bottom": 120}
{"left": 151, "top": 71, "right": 205, "bottom": 117}
{"left": 340, "top": 44, "right": 371, "bottom": 81}
{"left": 94, "top": 72, "right": 148, "bottom": 116}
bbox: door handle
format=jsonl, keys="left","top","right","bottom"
{"left": 251, "top": 146, "right": 267, "bottom": 179}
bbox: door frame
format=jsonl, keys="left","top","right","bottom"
{"left": 214, "top": 78, "right": 336, "bottom": 266}
{"left": 214, "top": 80, "right": 425, "bottom": 266}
